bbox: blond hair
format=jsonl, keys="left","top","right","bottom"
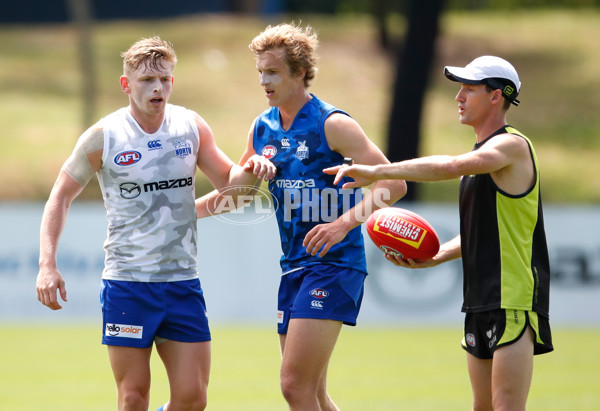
{"left": 249, "top": 23, "right": 319, "bottom": 88}
{"left": 121, "top": 36, "right": 177, "bottom": 74}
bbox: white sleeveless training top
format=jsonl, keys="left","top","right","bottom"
{"left": 97, "top": 104, "right": 200, "bottom": 282}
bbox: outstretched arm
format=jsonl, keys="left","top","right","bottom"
{"left": 324, "top": 155, "right": 462, "bottom": 188}
{"left": 324, "top": 132, "right": 533, "bottom": 191}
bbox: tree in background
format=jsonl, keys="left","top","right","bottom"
{"left": 67, "top": 0, "right": 96, "bottom": 131}
{"left": 373, "top": 0, "right": 446, "bottom": 201}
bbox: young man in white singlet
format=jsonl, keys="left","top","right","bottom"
{"left": 36, "top": 37, "right": 275, "bottom": 411}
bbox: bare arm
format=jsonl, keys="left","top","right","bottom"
{"left": 194, "top": 116, "right": 275, "bottom": 218}
{"left": 37, "top": 171, "right": 86, "bottom": 310}
{"left": 303, "top": 113, "right": 407, "bottom": 257}
{"left": 37, "top": 126, "right": 103, "bottom": 310}
{"left": 325, "top": 133, "right": 533, "bottom": 193}
{"left": 386, "top": 234, "right": 462, "bottom": 268}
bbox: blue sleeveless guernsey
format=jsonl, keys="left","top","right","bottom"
{"left": 253, "top": 95, "right": 367, "bottom": 274}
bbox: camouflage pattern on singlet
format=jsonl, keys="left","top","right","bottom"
{"left": 97, "top": 104, "right": 200, "bottom": 282}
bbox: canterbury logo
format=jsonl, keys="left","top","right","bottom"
{"left": 147, "top": 140, "right": 162, "bottom": 150}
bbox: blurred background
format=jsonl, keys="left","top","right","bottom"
{"left": 2, "top": 0, "right": 599, "bottom": 325}
{"left": 1, "top": 0, "right": 598, "bottom": 319}
{"left": 0, "top": 1, "right": 599, "bottom": 409}
{"left": 2, "top": 0, "right": 600, "bottom": 202}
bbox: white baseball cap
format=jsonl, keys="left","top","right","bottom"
{"left": 444, "top": 56, "right": 521, "bottom": 106}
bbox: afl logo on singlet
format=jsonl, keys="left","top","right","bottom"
{"left": 114, "top": 150, "right": 141, "bottom": 166}
{"left": 261, "top": 145, "right": 277, "bottom": 159}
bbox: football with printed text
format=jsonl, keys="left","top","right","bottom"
{"left": 366, "top": 207, "right": 440, "bottom": 260}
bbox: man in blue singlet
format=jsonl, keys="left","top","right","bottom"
{"left": 198, "top": 23, "right": 406, "bottom": 410}
{"left": 327, "top": 56, "right": 553, "bottom": 411}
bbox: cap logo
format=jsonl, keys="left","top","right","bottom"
{"left": 503, "top": 85, "right": 515, "bottom": 97}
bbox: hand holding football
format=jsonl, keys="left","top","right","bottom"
{"left": 366, "top": 207, "right": 440, "bottom": 260}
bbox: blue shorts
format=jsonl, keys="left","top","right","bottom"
{"left": 277, "top": 265, "right": 366, "bottom": 334}
{"left": 100, "top": 279, "right": 211, "bottom": 348}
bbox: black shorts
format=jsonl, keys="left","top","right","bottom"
{"left": 461, "top": 309, "right": 553, "bottom": 359}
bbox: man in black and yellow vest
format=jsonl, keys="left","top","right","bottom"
{"left": 325, "top": 55, "right": 553, "bottom": 411}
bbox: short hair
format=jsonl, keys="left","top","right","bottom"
{"left": 121, "top": 36, "right": 177, "bottom": 74}
{"left": 249, "top": 23, "right": 319, "bottom": 88}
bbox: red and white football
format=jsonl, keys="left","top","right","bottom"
{"left": 366, "top": 207, "right": 440, "bottom": 260}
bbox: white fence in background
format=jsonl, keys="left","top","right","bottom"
{"left": 1, "top": 202, "right": 598, "bottom": 327}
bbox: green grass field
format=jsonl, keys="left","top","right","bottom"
{"left": 1, "top": 325, "right": 598, "bottom": 410}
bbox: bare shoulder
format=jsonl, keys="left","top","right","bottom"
{"left": 191, "top": 111, "right": 218, "bottom": 151}
{"left": 499, "top": 133, "right": 534, "bottom": 166}
{"left": 488, "top": 132, "right": 530, "bottom": 151}
{"left": 324, "top": 112, "right": 370, "bottom": 154}
{"left": 191, "top": 111, "right": 212, "bottom": 133}
{"left": 488, "top": 132, "right": 535, "bottom": 194}
{"left": 75, "top": 124, "right": 104, "bottom": 155}
{"left": 324, "top": 111, "right": 360, "bottom": 133}
{"left": 475, "top": 132, "right": 530, "bottom": 164}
